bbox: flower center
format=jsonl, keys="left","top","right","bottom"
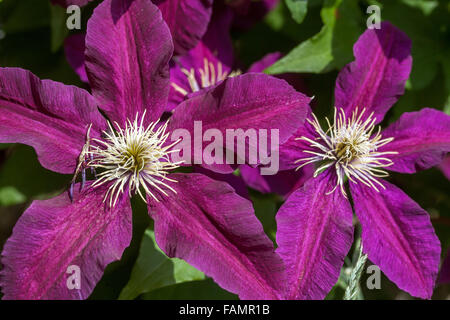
{"left": 171, "top": 58, "right": 241, "bottom": 96}
{"left": 295, "top": 107, "right": 398, "bottom": 197}
{"left": 85, "top": 112, "right": 182, "bottom": 207}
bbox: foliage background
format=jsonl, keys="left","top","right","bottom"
{"left": 0, "top": 0, "right": 449, "bottom": 299}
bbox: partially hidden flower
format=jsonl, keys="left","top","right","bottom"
{"left": 167, "top": 5, "right": 311, "bottom": 198}
{"left": 0, "top": 0, "right": 311, "bottom": 299}
{"left": 274, "top": 21, "right": 450, "bottom": 299}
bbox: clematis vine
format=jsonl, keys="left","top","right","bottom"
{"left": 274, "top": 21, "right": 450, "bottom": 299}
{"left": 0, "top": 0, "right": 311, "bottom": 299}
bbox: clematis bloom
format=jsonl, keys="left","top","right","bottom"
{"left": 274, "top": 21, "right": 450, "bottom": 299}
{"left": 0, "top": 0, "right": 311, "bottom": 299}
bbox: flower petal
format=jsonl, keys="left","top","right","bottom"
{"left": 147, "top": 173, "right": 285, "bottom": 300}
{"left": 155, "top": 0, "right": 213, "bottom": 55}
{"left": 202, "top": 2, "right": 234, "bottom": 68}
{"left": 439, "top": 155, "right": 450, "bottom": 180}
{"left": 335, "top": 21, "right": 412, "bottom": 124}
{"left": 85, "top": 0, "right": 173, "bottom": 127}
{"left": 275, "top": 170, "right": 354, "bottom": 299}
{"left": 247, "top": 52, "right": 282, "bottom": 73}
{"left": 350, "top": 180, "right": 441, "bottom": 299}
{"left": 64, "top": 34, "right": 88, "bottom": 83}
{"left": 379, "top": 108, "right": 450, "bottom": 173}
{"left": 0, "top": 67, "right": 105, "bottom": 174}
{"left": 168, "top": 40, "right": 232, "bottom": 110}
{"left": 0, "top": 182, "right": 132, "bottom": 299}
{"left": 193, "top": 166, "right": 250, "bottom": 199}
{"left": 168, "top": 73, "right": 311, "bottom": 173}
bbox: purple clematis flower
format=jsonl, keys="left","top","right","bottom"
{"left": 59, "top": 0, "right": 213, "bottom": 58}
{"left": 0, "top": 0, "right": 311, "bottom": 299}
{"left": 274, "top": 21, "right": 450, "bottom": 299}
{"left": 167, "top": 8, "right": 312, "bottom": 198}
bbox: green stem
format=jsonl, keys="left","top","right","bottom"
{"left": 344, "top": 238, "right": 368, "bottom": 300}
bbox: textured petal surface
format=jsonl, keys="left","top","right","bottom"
{"left": 0, "top": 182, "right": 132, "bottom": 300}
{"left": 379, "top": 108, "right": 450, "bottom": 173}
{"left": 85, "top": 0, "right": 173, "bottom": 127}
{"left": 148, "top": 173, "right": 285, "bottom": 300}
{"left": 155, "top": 0, "right": 213, "bottom": 55}
{"left": 193, "top": 166, "right": 250, "bottom": 199}
{"left": 277, "top": 109, "right": 318, "bottom": 171}
{"left": 334, "top": 21, "right": 412, "bottom": 124}
{"left": 64, "top": 33, "right": 88, "bottom": 83}
{"left": 169, "top": 73, "right": 311, "bottom": 172}
{"left": 350, "top": 180, "right": 441, "bottom": 299}
{"left": 169, "top": 40, "right": 231, "bottom": 110}
{"left": 276, "top": 170, "right": 354, "bottom": 299}
{"left": 0, "top": 67, "right": 105, "bottom": 174}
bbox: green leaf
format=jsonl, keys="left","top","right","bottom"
{"left": 118, "top": 229, "right": 205, "bottom": 300}
{"left": 382, "top": 1, "right": 442, "bottom": 90}
{"left": 50, "top": 2, "right": 69, "bottom": 52}
{"left": 2, "top": 0, "right": 50, "bottom": 34}
{"left": 266, "top": 0, "right": 362, "bottom": 74}
{"left": 285, "top": 0, "right": 308, "bottom": 24}
{"left": 0, "top": 144, "right": 70, "bottom": 201}
{"left": 139, "top": 279, "right": 238, "bottom": 300}
{"left": 0, "top": 186, "right": 26, "bottom": 206}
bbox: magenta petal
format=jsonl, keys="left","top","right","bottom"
{"left": 335, "top": 21, "right": 412, "bottom": 124}
{"left": 350, "top": 180, "right": 441, "bottom": 299}
{"left": 64, "top": 34, "right": 88, "bottom": 83}
{"left": 276, "top": 170, "right": 354, "bottom": 299}
{"left": 247, "top": 52, "right": 282, "bottom": 73}
{"left": 168, "top": 40, "right": 232, "bottom": 110}
{"left": 193, "top": 166, "right": 250, "bottom": 199}
{"left": 148, "top": 173, "right": 285, "bottom": 300}
{"left": 85, "top": 0, "right": 173, "bottom": 127}
{"left": 278, "top": 110, "right": 319, "bottom": 171}
{"left": 155, "top": 0, "right": 213, "bottom": 55}
{"left": 0, "top": 67, "right": 105, "bottom": 174}
{"left": 0, "top": 182, "right": 132, "bottom": 299}
{"left": 379, "top": 108, "right": 450, "bottom": 174}
{"left": 169, "top": 73, "right": 311, "bottom": 172}
{"left": 202, "top": 2, "right": 234, "bottom": 68}
{"left": 439, "top": 155, "right": 450, "bottom": 180}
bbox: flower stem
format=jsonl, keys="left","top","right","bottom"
{"left": 344, "top": 238, "right": 368, "bottom": 300}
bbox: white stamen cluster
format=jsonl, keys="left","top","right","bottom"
{"left": 295, "top": 107, "right": 398, "bottom": 197}
{"left": 88, "top": 112, "right": 182, "bottom": 207}
{"left": 171, "top": 58, "right": 241, "bottom": 96}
